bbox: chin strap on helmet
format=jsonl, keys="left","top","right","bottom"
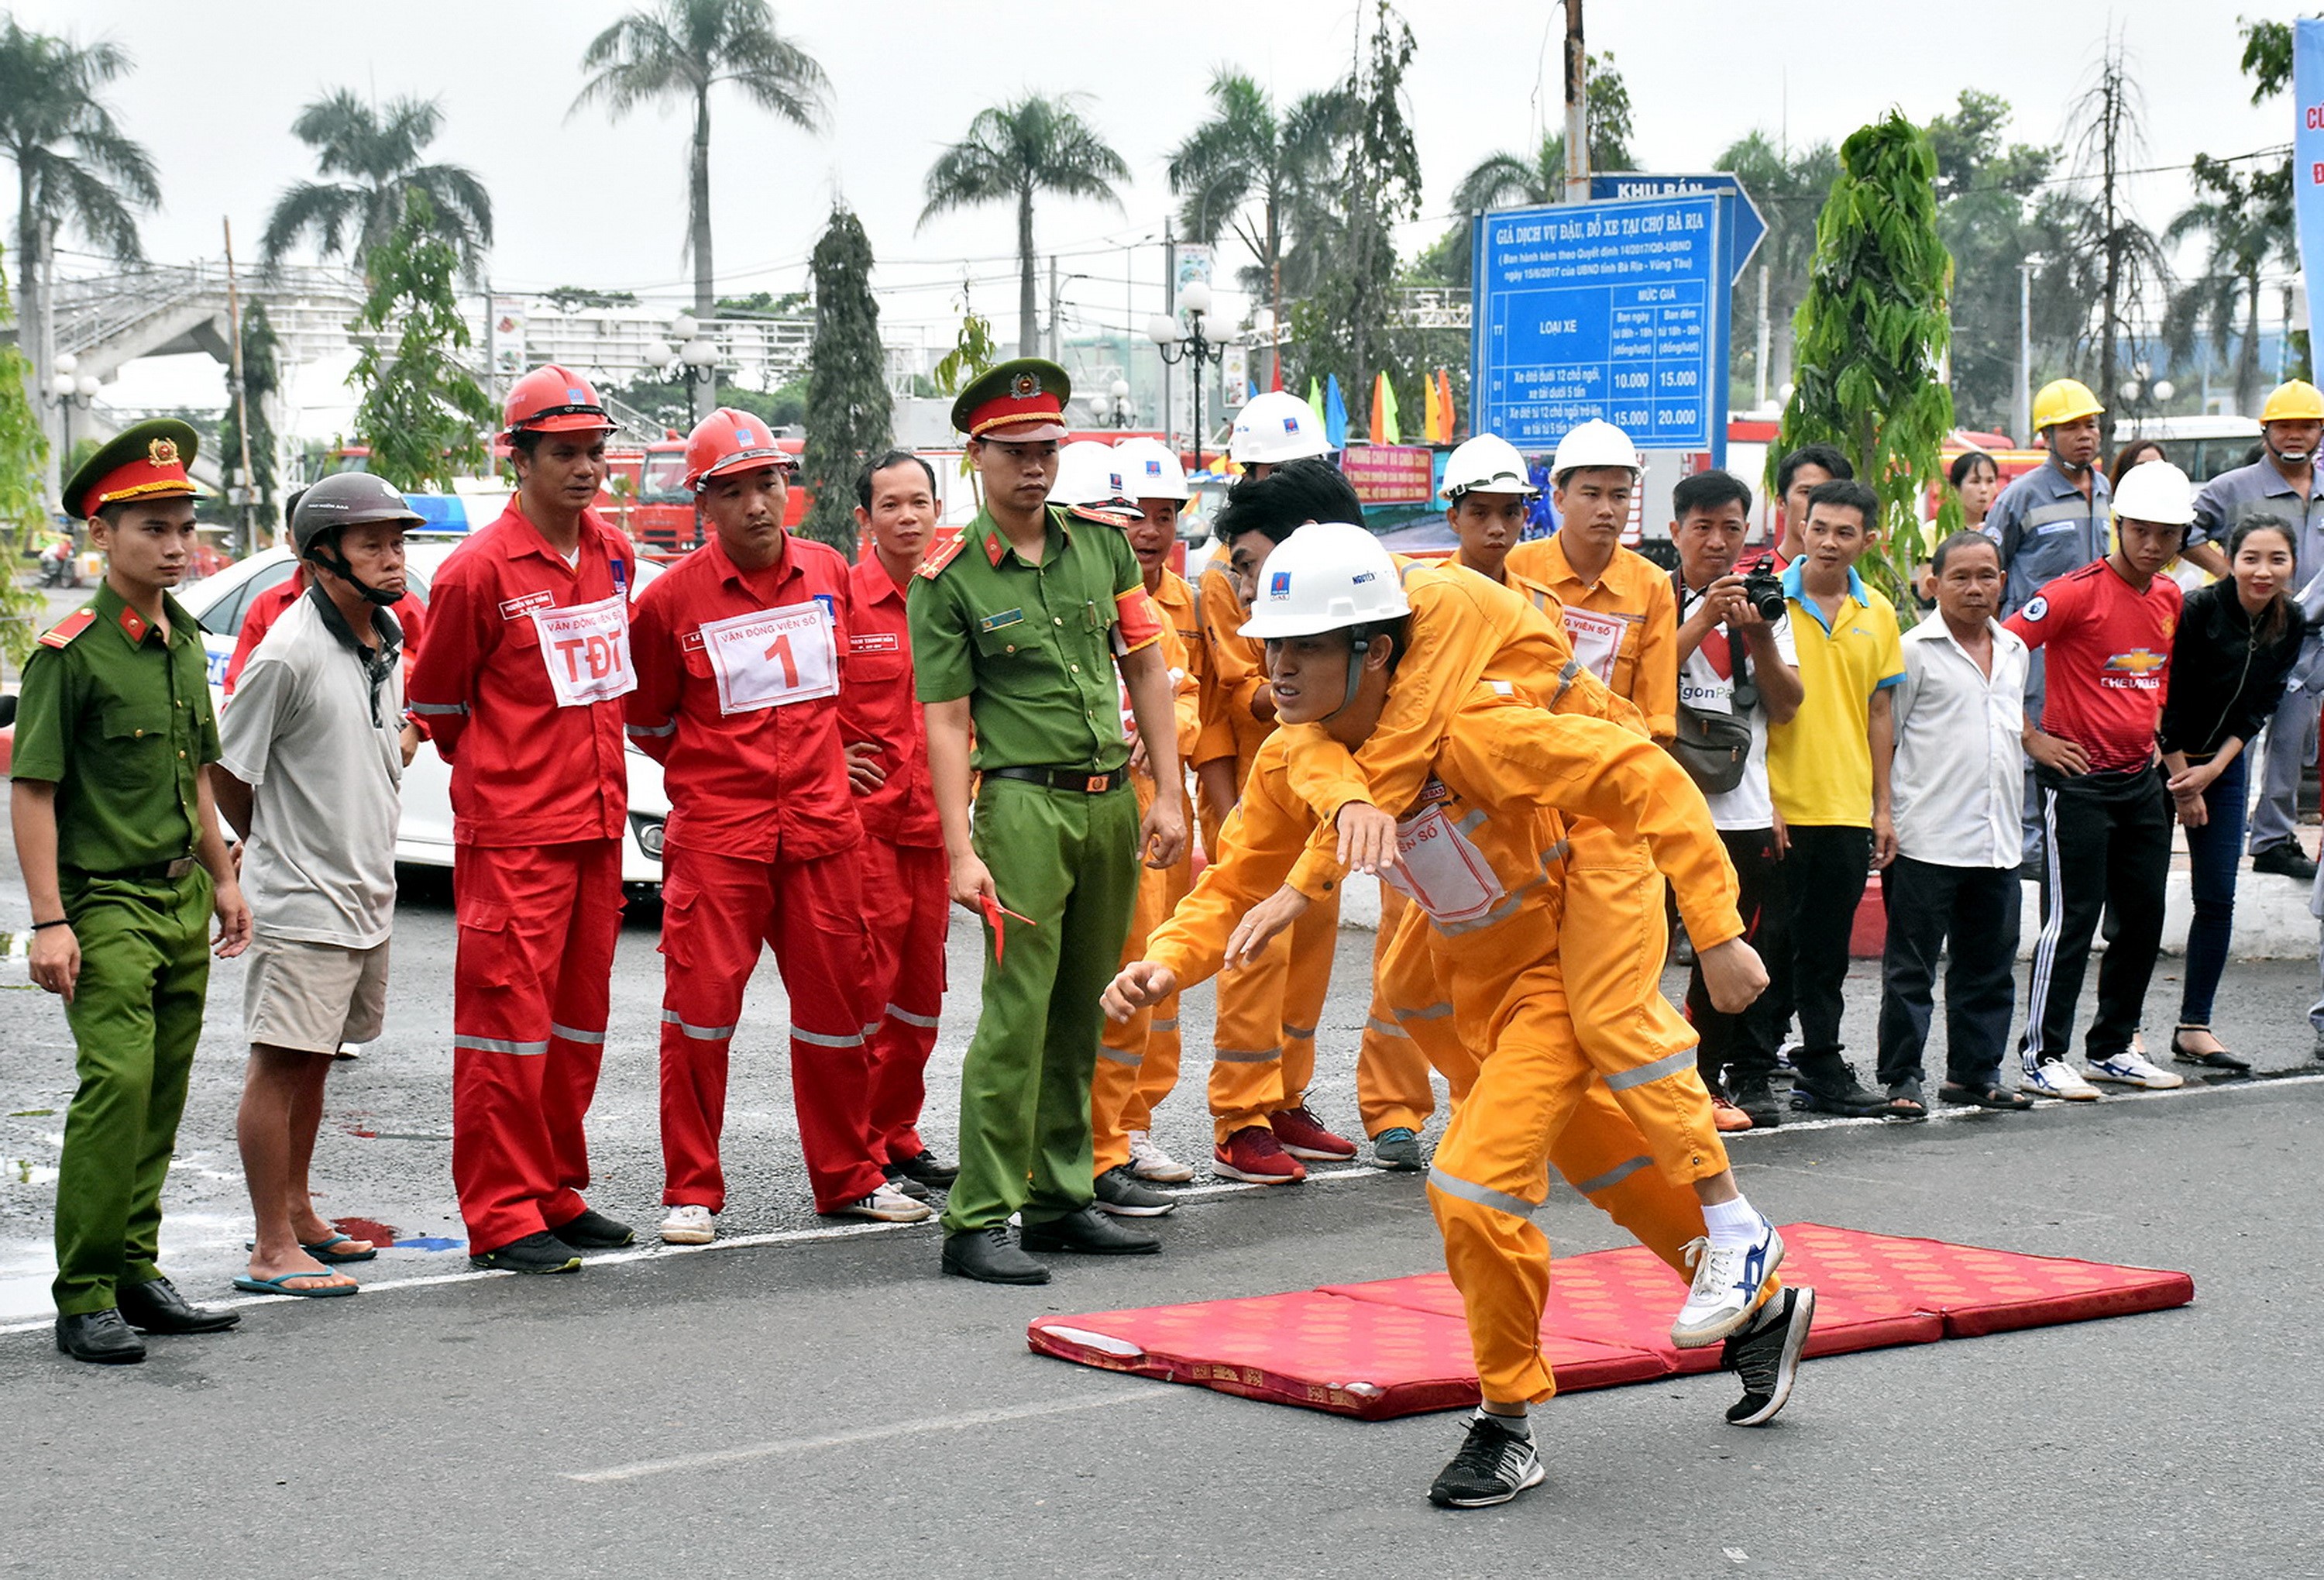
{"left": 1325, "top": 629, "right": 1373, "bottom": 721}
{"left": 308, "top": 539, "right": 405, "bottom": 607}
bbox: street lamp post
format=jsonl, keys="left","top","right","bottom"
{"left": 2016, "top": 254, "right": 2047, "bottom": 446}
{"left": 1148, "top": 279, "right": 1227, "bottom": 470}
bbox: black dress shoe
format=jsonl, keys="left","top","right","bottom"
{"left": 1019, "top": 1206, "right": 1162, "bottom": 1255}
{"left": 941, "top": 1225, "right": 1050, "bottom": 1285}
{"left": 56, "top": 1310, "right": 146, "bottom": 1365}
{"left": 2253, "top": 843, "right": 2320, "bottom": 880}
{"left": 117, "top": 1275, "right": 241, "bottom": 1334}
{"left": 892, "top": 1148, "right": 959, "bottom": 1188}
{"left": 881, "top": 1165, "right": 933, "bottom": 1202}
{"left": 546, "top": 1209, "right": 636, "bottom": 1249}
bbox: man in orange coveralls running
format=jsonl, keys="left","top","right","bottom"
{"left": 1105, "top": 524, "right": 1811, "bottom": 1510}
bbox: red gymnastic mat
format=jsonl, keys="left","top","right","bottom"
{"left": 1026, "top": 1224, "right": 2192, "bottom": 1420}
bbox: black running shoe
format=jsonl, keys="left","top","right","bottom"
{"left": 892, "top": 1148, "right": 960, "bottom": 1187}
{"left": 1093, "top": 1165, "right": 1178, "bottom": 1217}
{"left": 1729, "top": 1076, "right": 1784, "bottom": 1129}
{"left": 547, "top": 1209, "right": 636, "bottom": 1249}
{"left": 1426, "top": 1412, "right": 1545, "bottom": 1508}
{"left": 882, "top": 1165, "right": 933, "bottom": 1202}
{"left": 469, "top": 1231, "right": 583, "bottom": 1274}
{"left": 1722, "top": 1285, "right": 1815, "bottom": 1426}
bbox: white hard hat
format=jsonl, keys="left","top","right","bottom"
{"left": 2110, "top": 458, "right": 2195, "bottom": 527}
{"left": 1112, "top": 435, "right": 1188, "bottom": 502}
{"left": 1442, "top": 432, "right": 1541, "bottom": 501}
{"left": 1050, "top": 439, "right": 1136, "bottom": 524}
{"left": 1549, "top": 419, "right": 1642, "bottom": 483}
{"left": 1239, "top": 522, "right": 1410, "bottom": 640}
{"left": 1231, "top": 390, "right": 1332, "bottom": 466}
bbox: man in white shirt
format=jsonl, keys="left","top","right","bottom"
{"left": 1875, "top": 530, "right": 2034, "bottom": 1114}
{"left": 1670, "top": 471, "right": 1803, "bottom": 1130}
{"left": 211, "top": 476, "right": 422, "bottom": 1298}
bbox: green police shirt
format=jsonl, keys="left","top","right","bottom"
{"left": 909, "top": 505, "right": 1148, "bottom": 773}
{"left": 11, "top": 582, "right": 220, "bottom": 873}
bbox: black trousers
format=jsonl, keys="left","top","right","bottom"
{"left": 2023, "top": 765, "right": 2171, "bottom": 1064}
{"left": 1875, "top": 855, "right": 2021, "bottom": 1089}
{"left": 1690, "top": 826, "right": 1789, "bottom": 1088}
{"left": 1774, "top": 824, "right": 1872, "bottom": 1084}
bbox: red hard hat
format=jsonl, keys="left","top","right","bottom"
{"left": 503, "top": 363, "right": 614, "bottom": 441}
{"left": 684, "top": 408, "right": 796, "bottom": 491}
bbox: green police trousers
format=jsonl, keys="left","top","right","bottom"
{"left": 942, "top": 776, "right": 1140, "bottom": 1234}
{"left": 52, "top": 870, "right": 213, "bottom": 1315}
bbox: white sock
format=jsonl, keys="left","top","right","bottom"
{"left": 1701, "top": 1193, "right": 1765, "bottom": 1250}
{"left": 1477, "top": 1410, "right": 1532, "bottom": 1439}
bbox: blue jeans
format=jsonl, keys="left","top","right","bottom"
{"left": 2178, "top": 750, "right": 2249, "bottom": 1026}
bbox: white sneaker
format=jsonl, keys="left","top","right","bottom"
{"left": 1672, "top": 1220, "right": 1785, "bottom": 1349}
{"left": 2087, "top": 1049, "right": 2185, "bottom": 1089}
{"left": 828, "top": 1183, "right": 934, "bottom": 1224}
{"left": 1126, "top": 1131, "right": 1195, "bottom": 1184}
{"left": 658, "top": 1204, "right": 715, "bottom": 1245}
{"left": 2021, "top": 1057, "right": 2102, "bottom": 1101}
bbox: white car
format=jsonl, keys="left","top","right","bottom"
{"left": 180, "top": 539, "right": 671, "bottom": 889}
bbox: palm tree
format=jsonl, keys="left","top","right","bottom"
{"left": 1167, "top": 74, "right": 1349, "bottom": 383}
{"left": 260, "top": 91, "right": 493, "bottom": 282}
{"left": 2164, "top": 153, "right": 2293, "bottom": 419}
{"left": 921, "top": 95, "right": 1129, "bottom": 357}
{"left": 574, "top": 0, "right": 828, "bottom": 333}
{"left": 0, "top": 19, "right": 158, "bottom": 412}
{"left": 1715, "top": 132, "right": 1841, "bottom": 399}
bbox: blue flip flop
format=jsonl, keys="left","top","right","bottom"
{"left": 300, "top": 1233, "right": 377, "bottom": 1264}
{"left": 233, "top": 1271, "right": 359, "bottom": 1299}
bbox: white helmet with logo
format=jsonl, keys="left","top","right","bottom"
{"left": 1050, "top": 439, "right": 1136, "bottom": 525}
{"left": 1230, "top": 390, "right": 1332, "bottom": 466}
{"left": 2110, "top": 458, "right": 2195, "bottom": 526}
{"left": 1239, "top": 522, "right": 1409, "bottom": 639}
{"left": 1442, "top": 432, "right": 1542, "bottom": 501}
{"left": 1111, "top": 435, "right": 1188, "bottom": 502}
{"left": 1549, "top": 418, "right": 1642, "bottom": 484}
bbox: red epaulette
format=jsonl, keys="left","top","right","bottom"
{"left": 37, "top": 608, "right": 97, "bottom": 649}
{"left": 916, "top": 534, "right": 969, "bottom": 580}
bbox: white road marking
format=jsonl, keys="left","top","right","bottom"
{"left": 3, "top": 1072, "right": 2313, "bottom": 1340}
{"left": 564, "top": 1386, "right": 1173, "bottom": 1483}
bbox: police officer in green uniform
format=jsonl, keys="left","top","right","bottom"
{"left": 12, "top": 419, "right": 253, "bottom": 1364}
{"left": 909, "top": 359, "right": 1188, "bottom": 1283}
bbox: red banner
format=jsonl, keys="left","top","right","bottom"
{"left": 1340, "top": 444, "right": 1435, "bottom": 505}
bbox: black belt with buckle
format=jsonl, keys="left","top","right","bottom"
{"left": 986, "top": 766, "right": 1121, "bottom": 794}
{"left": 68, "top": 855, "right": 198, "bottom": 883}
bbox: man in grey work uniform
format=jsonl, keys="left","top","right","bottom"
{"left": 1992, "top": 378, "right": 2112, "bottom": 868}
{"left": 2186, "top": 379, "right": 2324, "bottom": 880}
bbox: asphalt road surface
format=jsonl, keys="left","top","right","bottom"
{"left": 2, "top": 836, "right": 2321, "bottom": 1575}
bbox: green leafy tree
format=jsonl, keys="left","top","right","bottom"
{"left": 260, "top": 90, "right": 493, "bottom": 281}
{"left": 1779, "top": 112, "right": 1957, "bottom": 614}
{"left": 1715, "top": 133, "right": 1840, "bottom": 406}
{"left": 798, "top": 208, "right": 892, "bottom": 549}
{"left": 0, "top": 243, "right": 49, "bottom": 662}
{"left": 2164, "top": 154, "right": 2295, "bottom": 418}
{"left": 720, "top": 375, "right": 809, "bottom": 431}
{"left": 1921, "top": 91, "right": 2060, "bottom": 429}
{"left": 348, "top": 192, "right": 495, "bottom": 492}
{"left": 920, "top": 94, "right": 1129, "bottom": 357}
{"left": 576, "top": 0, "right": 828, "bottom": 337}
{"left": 1167, "top": 72, "right": 1351, "bottom": 374}
{"left": 541, "top": 285, "right": 641, "bottom": 313}
{"left": 1291, "top": 1, "right": 1422, "bottom": 431}
{"left": 206, "top": 301, "right": 282, "bottom": 539}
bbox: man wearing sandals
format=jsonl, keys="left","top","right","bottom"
{"left": 213, "top": 475, "right": 428, "bottom": 1298}
{"left": 1872, "top": 532, "right": 2036, "bottom": 1117}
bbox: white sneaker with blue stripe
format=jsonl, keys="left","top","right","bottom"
{"left": 1672, "top": 1220, "right": 1784, "bottom": 1349}
{"left": 2021, "top": 1056, "right": 2102, "bottom": 1101}
{"left": 2086, "top": 1049, "right": 2184, "bottom": 1089}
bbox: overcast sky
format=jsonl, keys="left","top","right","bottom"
{"left": 5, "top": 0, "right": 2292, "bottom": 429}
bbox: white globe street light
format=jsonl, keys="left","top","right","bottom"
{"left": 641, "top": 338, "right": 674, "bottom": 369}
{"left": 74, "top": 373, "right": 99, "bottom": 398}
{"left": 679, "top": 337, "right": 717, "bottom": 370}
{"left": 52, "top": 373, "right": 75, "bottom": 398}
{"left": 671, "top": 313, "right": 700, "bottom": 341}
{"left": 1178, "top": 279, "right": 1212, "bottom": 318}
{"left": 1110, "top": 378, "right": 1129, "bottom": 401}
{"left": 2153, "top": 379, "right": 2176, "bottom": 403}
{"left": 1146, "top": 314, "right": 1181, "bottom": 347}
{"left": 53, "top": 352, "right": 77, "bottom": 377}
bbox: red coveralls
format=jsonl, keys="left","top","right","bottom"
{"left": 404, "top": 504, "right": 632, "bottom": 1256}
{"left": 626, "top": 533, "right": 888, "bottom": 1214}
{"left": 840, "top": 553, "right": 947, "bottom": 1168}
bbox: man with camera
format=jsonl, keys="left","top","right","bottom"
{"left": 1670, "top": 471, "right": 1803, "bottom": 1130}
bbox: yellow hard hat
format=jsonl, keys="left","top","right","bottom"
{"left": 2031, "top": 378, "right": 2105, "bottom": 432}
{"left": 2260, "top": 380, "right": 2324, "bottom": 423}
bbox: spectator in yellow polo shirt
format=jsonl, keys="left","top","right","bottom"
{"left": 1765, "top": 478, "right": 1904, "bottom": 1116}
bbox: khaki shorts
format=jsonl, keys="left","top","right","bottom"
{"left": 244, "top": 934, "right": 390, "bottom": 1055}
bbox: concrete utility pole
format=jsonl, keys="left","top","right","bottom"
{"left": 1562, "top": 0, "right": 1590, "bottom": 204}
{"left": 1162, "top": 224, "right": 1177, "bottom": 459}
{"left": 223, "top": 217, "right": 256, "bottom": 556}
{"left": 1755, "top": 263, "right": 1771, "bottom": 409}
{"left": 1047, "top": 254, "right": 1061, "bottom": 365}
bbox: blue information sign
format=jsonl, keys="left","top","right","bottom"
{"left": 1470, "top": 193, "right": 1725, "bottom": 455}
{"left": 1589, "top": 173, "right": 1766, "bottom": 285}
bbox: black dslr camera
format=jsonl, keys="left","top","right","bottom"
{"left": 1740, "top": 568, "right": 1788, "bottom": 621}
